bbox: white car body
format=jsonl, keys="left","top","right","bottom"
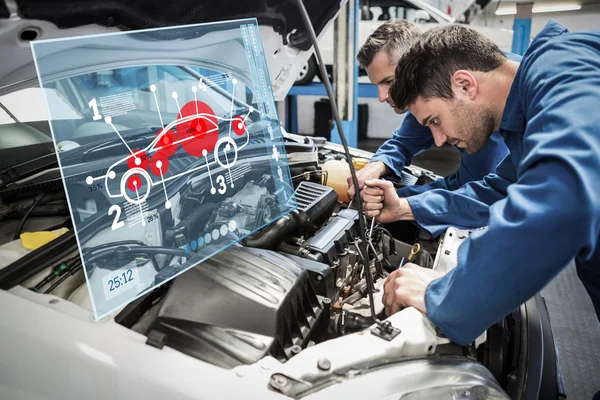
{"left": 0, "top": 1, "right": 561, "bottom": 398}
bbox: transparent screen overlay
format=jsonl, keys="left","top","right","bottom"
{"left": 31, "top": 19, "right": 297, "bottom": 319}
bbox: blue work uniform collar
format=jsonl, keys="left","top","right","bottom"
{"left": 499, "top": 20, "right": 569, "bottom": 133}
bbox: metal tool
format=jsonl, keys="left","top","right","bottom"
{"left": 407, "top": 243, "right": 421, "bottom": 262}
{"left": 368, "top": 217, "right": 375, "bottom": 238}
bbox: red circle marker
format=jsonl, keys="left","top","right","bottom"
{"left": 156, "top": 129, "right": 177, "bottom": 156}
{"left": 128, "top": 150, "right": 149, "bottom": 171}
{"left": 177, "top": 101, "right": 218, "bottom": 157}
{"left": 150, "top": 151, "right": 170, "bottom": 177}
{"left": 232, "top": 117, "right": 246, "bottom": 136}
{"left": 127, "top": 174, "right": 143, "bottom": 192}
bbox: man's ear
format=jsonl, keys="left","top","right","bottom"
{"left": 451, "top": 70, "right": 477, "bottom": 100}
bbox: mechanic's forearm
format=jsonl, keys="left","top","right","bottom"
{"left": 367, "top": 160, "right": 390, "bottom": 177}
{"left": 394, "top": 198, "right": 415, "bottom": 221}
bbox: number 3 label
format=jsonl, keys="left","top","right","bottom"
{"left": 216, "top": 175, "right": 227, "bottom": 194}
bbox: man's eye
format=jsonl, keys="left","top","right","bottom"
{"left": 431, "top": 118, "right": 440, "bottom": 126}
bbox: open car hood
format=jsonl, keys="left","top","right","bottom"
{"left": 0, "top": 0, "right": 344, "bottom": 100}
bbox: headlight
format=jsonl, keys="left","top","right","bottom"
{"left": 303, "top": 358, "right": 510, "bottom": 400}
{"left": 399, "top": 383, "right": 509, "bottom": 399}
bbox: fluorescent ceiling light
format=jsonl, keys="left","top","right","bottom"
{"left": 495, "top": 3, "right": 582, "bottom": 15}
{"left": 533, "top": 4, "right": 582, "bottom": 12}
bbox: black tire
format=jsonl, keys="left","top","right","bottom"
{"left": 294, "top": 56, "right": 317, "bottom": 85}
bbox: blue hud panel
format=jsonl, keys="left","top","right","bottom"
{"left": 30, "top": 19, "right": 297, "bottom": 319}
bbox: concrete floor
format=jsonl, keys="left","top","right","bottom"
{"left": 357, "top": 138, "right": 600, "bottom": 400}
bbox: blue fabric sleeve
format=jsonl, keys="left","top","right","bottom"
{"left": 425, "top": 32, "right": 600, "bottom": 345}
{"left": 397, "top": 172, "right": 458, "bottom": 198}
{"left": 405, "top": 154, "right": 516, "bottom": 237}
{"left": 397, "top": 130, "right": 509, "bottom": 199}
{"left": 370, "top": 112, "right": 434, "bottom": 177}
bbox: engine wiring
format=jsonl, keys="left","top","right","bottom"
{"left": 43, "top": 259, "right": 83, "bottom": 294}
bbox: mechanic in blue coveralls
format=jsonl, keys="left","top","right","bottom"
{"left": 361, "top": 21, "right": 600, "bottom": 344}
{"left": 347, "top": 20, "right": 515, "bottom": 233}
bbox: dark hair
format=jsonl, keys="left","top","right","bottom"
{"left": 356, "top": 19, "right": 421, "bottom": 68}
{"left": 390, "top": 24, "right": 507, "bottom": 110}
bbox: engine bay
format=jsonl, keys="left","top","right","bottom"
{"left": 0, "top": 131, "right": 522, "bottom": 398}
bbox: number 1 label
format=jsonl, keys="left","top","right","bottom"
{"left": 89, "top": 98, "right": 102, "bottom": 121}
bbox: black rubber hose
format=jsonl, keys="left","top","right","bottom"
{"left": 333, "top": 310, "right": 374, "bottom": 335}
{"left": 85, "top": 246, "right": 189, "bottom": 268}
{"left": 13, "top": 191, "right": 46, "bottom": 240}
{"left": 83, "top": 240, "right": 161, "bottom": 272}
{"left": 244, "top": 214, "right": 297, "bottom": 250}
{"left": 0, "top": 230, "right": 77, "bottom": 290}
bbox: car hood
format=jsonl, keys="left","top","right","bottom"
{"left": 0, "top": 0, "right": 344, "bottom": 100}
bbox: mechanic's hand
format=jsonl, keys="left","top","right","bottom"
{"left": 347, "top": 161, "right": 388, "bottom": 201}
{"left": 382, "top": 263, "right": 445, "bottom": 316}
{"left": 361, "top": 179, "right": 414, "bottom": 223}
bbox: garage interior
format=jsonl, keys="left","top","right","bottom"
{"left": 1, "top": 0, "right": 599, "bottom": 398}
{"left": 279, "top": 0, "right": 600, "bottom": 398}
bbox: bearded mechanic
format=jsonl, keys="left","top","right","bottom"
{"left": 362, "top": 21, "right": 600, "bottom": 344}
{"left": 347, "top": 20, "right": 514, "bottom": 236}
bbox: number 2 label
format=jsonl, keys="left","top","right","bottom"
{"left": 108, "top": 204, "right": 125, "bottom": 231}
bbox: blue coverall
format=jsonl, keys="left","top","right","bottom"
{"left": 371, "top": 116, "right": 509, "bottom": 200}
{"left": 420, "top": 21, "right": 600, "bottom": 345}
{"left": 369, "top": 53, "right": 520, "bottom": 224}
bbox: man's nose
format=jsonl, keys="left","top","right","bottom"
{"left": 431, "top": 128, "right": 447, "bottom": 147}
{"left": 378, "top": 85, "right": 389, "bottom": 103}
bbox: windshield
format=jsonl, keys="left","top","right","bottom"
{"left": 0, "top": 65, "right": 250, "bottom": 153}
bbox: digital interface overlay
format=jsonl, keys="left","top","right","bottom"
{"left": 31, "top": 19, "right": 297, "bottom": 319}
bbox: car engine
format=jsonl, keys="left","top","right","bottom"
{"left": 115, "top": 160, "right": 402, "bottom": 369}
{"left": 0, "top": 132, "right": 542, "bottom": 399}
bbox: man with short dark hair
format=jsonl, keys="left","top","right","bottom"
{"left": 348, "top": 20, "right": 513, "bottom": 237}
{"left": 362, "top": 21, "right": 600, "bottom": 345}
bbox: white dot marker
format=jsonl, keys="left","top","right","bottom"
{"left": 202, "top": 149, "right": 208, "bottom": 156}
{"left": 135, "top": 157, "right": 141, "bottom": 166}
{"left": 192, "top": 86, "right": 197, "bottom": 93}
{"left": 237, "top": 122, "right": 243, "bottom": 130}
{"left": 172, "top": 91, "right": 178, "bottom": 99}
{"left": 133, "top": 180, "right": 138, "bottom": 187}
{"left": 150, "top": 84, "right": 156, "bottom": 92}
{"left": 210, "top": 187, "right": 216, "bottom": 195}
{"left": 249, "top": 106, "right": 254, "bottom": 113}
{"left": 232, "top": 78, "right": 237, "bottom": 85}
{"left": 104, "top": 116, "right": 112, "bottom": 124}
{"left": 205, "top": 233, "right": 212, "bottom": 244}
{"left": 156, "top": 160, "right": 163, "bottom": 169}
{"left": 85, "top": 176, "right": 93, "bottom": 185}
{"left": 212, "top": 229, "right": 219, "bottom": 240}
{"left": 220, "top": 225, "right": 228, "bottom": 236}
{"left": 165, "top": 201, "right": 171, "bottom": 209}
{"left": 229, "top": 220, "right": 237, "bottom": 232}
{"left": 108, "top": 171, "right": 116, "bottom": 179}
{"left": 225, "top": 144, "right": 231, "bottom": 151}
